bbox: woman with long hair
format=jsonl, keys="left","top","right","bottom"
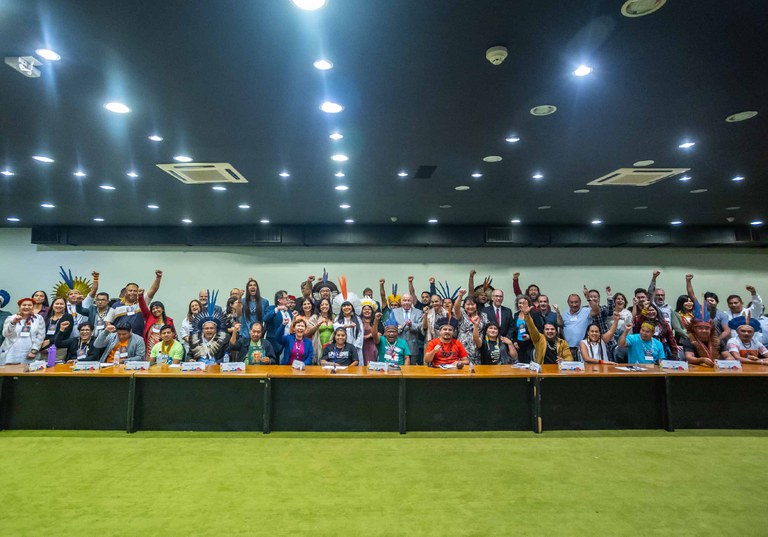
{"left": 42, "top": 297, "right": 74, "bottom": 360}
{"left": 31, "top": 290, "right": 50, "bottom": 318}
{"left": 671, "top": 294, "right": 695, "bottom": 343}
{"left": 242, "top": 278, "right": 269, "bottom": 338}
{"left": 334, "top": 301, "right": 364, "bottom": 358}
{"left": 139, "top": 291, "right": 175, "bottom": 359}
{"left": 453, "top": 290, "right": 486, "bottom": 364}
{"left": 320, "top": 327, "right": 359, "bottom": 366}
{"left": 306, "top": 298, "right": 334, "bottom": 362}
{"left": 178, "top": 299, "right": 202, "bottom": 353}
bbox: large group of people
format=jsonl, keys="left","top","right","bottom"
{"left": 1, "top": 269, "right": 767, "bottom": 368}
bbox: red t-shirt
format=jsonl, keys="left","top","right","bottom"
{"left": 426, "top": 338, "right": 468, "bottom": 366}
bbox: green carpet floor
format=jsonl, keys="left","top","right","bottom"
{"left": 1, "top": 430, "right": 766, "bottom": 536}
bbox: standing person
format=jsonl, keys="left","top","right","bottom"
{"left": 671, "top": 294, "right": 696, "bottom": 343}
{"left": 30, "top": 290, "right": 50, "bottom": 318}
{"left": 408, "top": 276, "right": 437, "bottom": 311}
{"left": 472, "top": 322, "right": 517, "bottom": 365}
{"left": 54, "top": 322, "right": 97, "bottom": 363}
{"left": 334, "top": 301, "right": 364, "bottom": 358}
{"left": 392, "top": 293, "right": 424, "bottom": 364}
{"left": 320, "top": 327, "right": 360, "bottom": 367}
{"left": 42, "top": 297, "right": 74, "bottom": 359}
{"left": 422, "top": 295, "right": 455, "bottom": 342}
{"left": 242, "top": 278, "right": 269, "bottom": 335}
{"left": 519, "top": 301, "right": 573, "bottom": 364}
{"left": 359, "top": 299, "right": 380, "bottom": 365}
{"left": 229, "top": 321, "right": 276, "bottom": 365}
{"left": 467, "top": 269, "right": 493, "bottom": 308}
{"left": 424, "top": 319, "right": 469, "bottom": 367}
{"left": 76, "top": 292, "right": 111, "bottom": 336}
{"left": 139, "top": 291, "right": 174, "bottom": 360}
{"left": 265, "top": 290, "right": 294, "bottom": 357}
{"left": 0, "top": 298, "right": 46, "bottom": 365}
{"left": 510, "top": 296, "right": 534, "bottom": 363}
{"left": 0, "top": 290, "right": 11, "bottom": 346}
{"left": 561, "top": 293, "right": 596, "bottom": 358}
{"left": 480, "top": 289, "right": 513, "bottom": 338}
{"left": 294, "top": 297, "right": 315, "bottom": 321}
{"left": 178, "top": 300, "right": 202, "bottom": 354}
{"left": 149, "top": 325, "right": 184, "bottom": 365}
{"left": 373, "top": 313, "right": 412, "bottom": 366}
{"left": 305, "top": 298, "right": 334, "bottom": 363}
{"left": 225, "top": 297, "right": 244, "bottom": 337}
{"left": 453, "top": 290, "right": 486, "bottom": 364}
{"left": 105, "top": 281, "right": 147, "bottom": 335}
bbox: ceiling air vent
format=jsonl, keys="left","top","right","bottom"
{"left": 156, "top": 162, "right": 248, "bottom": 184}
{"left": 486, "top": 227, "right": 513, "bottom": 243}
{"left": 587, "top": 168, "right": 689, "bottom": 187}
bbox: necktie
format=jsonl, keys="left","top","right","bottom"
{"left": 496, "top": 308, "right": 501, "bottom": 325}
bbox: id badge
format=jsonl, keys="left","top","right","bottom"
{"left": 77, "top": 349, "right": 86, "bottom": 359}
{"left": 47, "top": 328, "right": 56, "bottom": 335}
{"left": 118, "top": 350, "right": 128, "bottom": 360}
{"left": 126, "top": 309, "right": 136, "bottom": 316}
{"left": 20, "top": 324, "right": 31, "bottom": 337}
{"left": 644, "top": 347, "right": 654, "bottom": 358}
{"left": 151, "top": 324, "right": 161, "bottom": 333}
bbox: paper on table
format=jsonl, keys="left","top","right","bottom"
{"left": 322, "top": 365, "right": 348, "bottom": 370}
{"left": 615, "top": 366, "right": 646, "bottom": 372}
{"left": 439, "top": 363, "right": 458, "bottom": 369}
{"left": 168, "top": 363, "right": 181, "bottom": 369}
{"left": 512, "top": 363, "right": 530, "bottom": 369}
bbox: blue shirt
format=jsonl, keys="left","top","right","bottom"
{"left": 562, "top": 307, "right": 592, "bottom": 347}
{"left": 625, "top": 334, "right": 665, "bottom": 364}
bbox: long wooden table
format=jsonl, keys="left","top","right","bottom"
{"left": 2, "top": 362, "right": 767, "bottom": 433}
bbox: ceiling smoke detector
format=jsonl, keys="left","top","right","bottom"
{"left": 485, "top": 46, "right": 508, "bottom": 66}
{"left": 621, "top": 0, "right": 667, "bottom": 17}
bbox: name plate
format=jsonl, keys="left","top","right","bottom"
{"left": 72, "top": 361, "right": 101, "bottom": 371}
{"left": 715, "top": 359, "right": 742, "bottom": 370}
{"left": 368, "top": 361, "right": 389, "bottom": 372}
{"left": 527, "top": 362, "right": 541, "bottom": 372}
{"left": 660, "top": 360, "right": 689, "bottom": 371}
{"left": 558, "top": 361, "right": 585, "bottom": 371}
{"left": 221, "top": 362, "right": 246, "bottom": 372}
{"left": 181, "top": 362, "right": 207, "bottom": 372}
{"left": 27, "top": 360, "right": 47, "bottom": 372}
{"left": 291, "top": 360, "right": 305, "bottom": 370}
{"left": 124, "top": 361, "right": 151, "bottom": 371}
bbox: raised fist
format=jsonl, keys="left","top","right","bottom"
{"left": 685, "top": 273, "right": 693, "bottom": 282}
{"left": 469, "top": 269, "right": 477, "bottom": 277}
{"left": 746, "top": 285, "right": 756, "bottom": 294}
{"left": 60, "top": 320, "right": 71, "bottom": 331}
{"left": 407, "top": 276, "right": 414, "bottom": 283}
{"left": 428, "top": 277, "right": 435, "bottom": 284}
{"left": 91, "top": 271, "right": 100, "bottom": 280}
{"left": 106, "top": 324, "right": 116, "bottom": 333}
{"left": 513, "top": 272, "right": 520, "bottom": 279}
{"left": 652, "top": 270, "right": 661, "bottom": 279}
{"left": 379, "top": 279, "right": 385, "bottom": 285}
{"left": 458, "top": 288, "right": 466, "bottom": 296}
{"left": 374, "top": 312, "right": 382, "bottom": 320}
{"left": 155, "top": 270, "right": 163, "bottom": 278}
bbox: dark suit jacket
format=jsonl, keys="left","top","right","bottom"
{"left": 481, "top": 305, "right": 513, "bottom": 338}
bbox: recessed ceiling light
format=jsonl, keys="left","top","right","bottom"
{"left": 573, "top": 65, "right": 593, "bottom": 77}
{"left": 670, "top": 220, "right": 683, "bottom": 226}
{"left": 725, "top": 206, "right": 740, "bottom": 211}
{"left": 530, "top": 105, "right": 557, "bottom": 116}
{"left": 148, "top": 135, "right": 163, "bottom": 142}
{"left": 690, "top": 189, "right": 707, "bottom": 194}
{"left": 591, "top": 219, "right": 603, "bottom": 225}
{"left": 634, "top": 206, "right": 648, "bottom": 210}
{"left": 538, "top": 205, "right": 551, "bottom": 210}
{"left": 279, "top": 171, "right": 290, "bottom": 178}
{"left": 427, "top": 218, "right": 438, "bottom": 224}
{"left": 439, "top": 204, "right": 452, "bottom": 209}
{"left": 93, "top": 217, "right": 104, "bottom": 222}
{"left": 292, "top": 0, "right": 326, "bottom": 10}
{"left": 339, "top": 204, "right": 351, "bottom": 209}
{"left": 455, "top": 185, "right": 470, "bottom": 191}
{"left": 260, "top": 218, "right": 270, "bottom": 224}
{"left": 6, "top": 217, "right": 20, "bottom": 222}
{"left": 334, "top": 185, "right": 349, "bottom": 191}
{"left": 732, "top": 176, "right": 745, "bottom": 182}
{"left": 313, "top": 59, "right": 333, "bottom": 70}
{"left": 726, "top": 111, "right": 758, "bottom": 123}
{"left": 483, "top": 156, "right": 502, "bottom": 163}
{"left": 574, "top": 189, "right": 590, "bottom": 194}
{"left": 320, "top": 101, "right": 344, "bottom": 113}
{"left": 181, "top": 218, "right": 193, "bottom": 224}
{"left": 510, "top": 218, "right": 521, "bottom": 224}
{"left": 126, "top": 171, "right": 139, "bottom": 178}
{"left": 678, "top": 141, "right": 695, "bottom": 149}
{"left": 633, "top": 160, "right": 655, "bottom": 167}
{"left": 750, "top": 220, "right": 764, "bottom": 226}
{"left": 532, "top": 173, "right": 544, "bottom": 180}
{"left": 99, "top": 185, "right": 116, "bottom": 191}
{"left": 147, "top": 204, "right": 160, "bottom": 210}
{"left": 104, "top": 102, "right": 131, "bottom": 114}
{"left": 335, "top": 172, "right": 345, "bottom": 177}
{"left": 32, "top": 155, "right": 54, "bottom": 163}
{"left": 505, "top": 136, "right": 521, "bottom": 143}
{"left": 344, "top": 219, "right": 354, "bottom": 224}
{"left": 40, "top": 203, "right": 55, "bottom": 208}
{"left": 35, "top": 48, "right": 61, "bottom": 61}
{"left": 212, "top": 186, "right": 227, "bottom": 191}
{"left": 330, "top": 132, "right": 343, "bottom": 141}
{"left": 679, "top": 175, "right": 691, "bottom": 182}
{"left": 238, "top": 204, "right": 250, "bottom": 209}
{"left": 471, "top": 172, "right": 483, "bottom": 178}
{"left": 621, "top": 0, "right": 667, "bottom": 17}
{"left": 1, "top": 170, "right": 14, "bottom": 176}
{"left": 73, "top": 170, "right": 87, "bottom": 177}
{"left": 331, "top": 154, "right": 349, "bottom": 162}
{"left": 174, "top": 155, "right": 193, "bottom": 162}
{"left": 398, "top": 171, "right": 408, "bottom": 177}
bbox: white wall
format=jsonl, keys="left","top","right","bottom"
{"left": 1, "top": 228, "right": 766, "bottom": 319}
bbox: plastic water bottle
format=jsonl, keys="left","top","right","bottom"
{"left": 223, "top": 352, "right": 230, "bottom": 364}
{"left": 47, "top": 345, "right": 57, "bottom": 367}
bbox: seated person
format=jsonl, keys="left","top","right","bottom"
{"left": 579, "top": 322, "right": 617, "bottom": 364}
{"left": 92, "top": 322, "right": 146, "bottom": 364}
{"left": 683, "top": 319, "right": 727, "bottom": 367}
{"left": 726, "top": 316, "right": 768, "bottom": 365}
{"left": 280, "top": 317, "right": 313, "bottom": 365}
{"left": 520, "top": 301, "right": 573, "bottom": 364}
{"left": 373, "top": 313, "right": 411, "bottom": 365}
{"left": 149, "top": 325, "right": 184, "bottom": 365}
{"left": 54, "top": 321, "right": 97, "bottom": 362}
{"left": 229, "top": 321, "right": 276, "bottom": 365}
{"left": 188, "top": 320, "right": 229, "bottom": 363}
{"left": 320, "top": 327, "right": 360, "bottom": 366}
{"left": 424, "top": 318, "right": 469, "bottom": 367}
{"left": 618, "top": 322, "right": 665, "bottom": 364}
{"left": 633, "top": 302, "right": 678, "bottom": 358}
{"left": 472, "top": 321, "right": 517, "bottom": 365}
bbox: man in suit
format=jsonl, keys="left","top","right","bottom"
{"left": 481, "top": 289, "right": 513, "bottom": 338}
{"left": 264, "top": 290, "right": 294, "bottom": 356}
{"left": 92, "top": 322, "right": 146, "bottom": 363}
{"left": 392, "top": 293, "right": 424, "bottom": 364}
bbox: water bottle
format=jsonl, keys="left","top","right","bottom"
{"left": 223, "top": 352, "right": 230, "bottom": 364}
{"left": 47, "top": 345, "right": 57, "bottom": 367}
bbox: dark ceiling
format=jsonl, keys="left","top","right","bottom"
{"left": 0, "top": 0, "right": 766, "bottom": 228}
